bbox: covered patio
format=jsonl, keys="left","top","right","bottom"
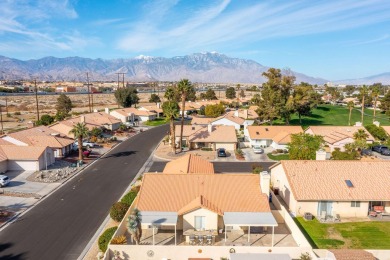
{"left": 140, "top": 211, "right": 178, "bottom": 245}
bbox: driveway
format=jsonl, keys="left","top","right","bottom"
{"left": 212, "top": 150, "right": 237, "bottom": 162}
{"left": 372, "top": 151, "right": 390, "bottom": 160}
{"left": 241, "top": 147, "right": 275, "bottom": 162}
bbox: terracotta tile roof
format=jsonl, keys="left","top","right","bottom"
{"left": 140, "top": 105, "right": 163, "bottom": 114}
{"left": 330, "top": 249, "right": 375, "bottom": 260}
{"left": 191, "top": 116, "right": 219, "bottom": 125}
{"left": 178, "top": 195, "right": 223, "bottom": 215}
{"left": 227, "top": 109, "right": 258, "bottom": 119}
{"left": 305, "top": 126, "right": 374, "bottom": 144}
{"left": 0, "top": 145, "right": 46, "bottom": 160}
{"left": 174, "top": 125, "right": 205, "bottom": 137}
{"left": 222, "top": 114, "right": 245, "bottom": 125}
{"left": 279, "top": 161, "right": 390, "bottom": 201}
{"left": 112, "top": 107, "right": 156, "bottom": 117}
{"left": 163, "top": 154, "right": 215, "bottom": 174}
{"left": 84, "top": 112, "right": 121, "bottom": 125}
{"left": 248, "top": 106, "right": 258, "bottom": 111}
{"left": 0, "top": 139, "right": 14, "bottom": 145}
{"left": 189, "top": 125, "right": 237, "bottom": 143}
{"left": 247, "top": 126, "right": 303, "bottom": 144}
{"left": 382, "top": 126, "right": 390, "bottom": 136}
{"left": 27, "top": 136, "right": 74, "bottom": 148}
{"left": 137, "top": 174, "right": 271, "bottom": 215}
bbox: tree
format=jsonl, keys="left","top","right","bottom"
{"left": 291, "top": 83, "right": 318, "bottom": 124}
{"left": 69, "top": 122, "right": 90, "bottom": 161}
{"left": 371, "top": 85, "right": 380, "bottom": 122}
{"left": 359, "top": 85, "right": 368, "bottom": 123}
{"left": 239, "top": 89, "right": 246, "bottom": 98}
{"left": 89, "top": 127, "right": 103, "bottom": 138}
{"left": 325, "top": 86, "right": 342, "bottom": 103}
{"left": 127, "top": 208, "right": 142, "bottom": 245}
{"left": 149, "top": 93, "right": 161, "bottom": 103}
{"left": 225, "top": 87, "right": 236, "bottom": 99}
{"left": 347, "top": 101, "right": 354, "bottom": 126}
{"left": 199, "top": 105, "right": 205, "bottom": 115}
{"left": 177, "top": 79, "right": 195, "bottom": 151}
{"left": 56, "top": 94, "right": 72, "bottom": 119}
{"left": 379, "top": 90, "right": 390, "bottom": 118}
{"left": 251, "top": 93, "right": 261, "bottom": 104}
{"left": 200, "top": 88, "right": 217, "bottom": 100}
{"left": 353, "top": 129, "right": 369, "bottom": 151}
{"left": 164, "top": 85, "right": 179, "bottom": 102}
{"left": 114, "top": 87, "right": 139, "bottom": 108}
{"left": 36, "top": 114, "right": 54, "bottom": 126}
{"left": 345, "top": 85, "right": 355, "bottom": 96}
{"left": 331, "top": 147, "right": 359, "bottom": 160}
{"left": 288, "top": 133, "right": 325, "bottom": 160}
{"left": 365, "top": 124, "right": 388, "bottom": 141}
{"left": 162, "top": 101, "right": 180, "bottom": 153}
{"left": 205, "top": 103, "right": 225, "bottom": 118}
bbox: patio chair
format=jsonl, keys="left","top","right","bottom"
{"left": 333, "top": 213, "right": 341, "bottom": 222}
{"left": 198, "top": 236, "right": 204, "bottom": 246}
{"left": 206, "top": 235, "right": 212, "bottom": 245}
{"left": 319, "top": 211, "right": 326, "bottom": 222}
{"left": 189, "top": 234, "right": 195, "bottom": 245}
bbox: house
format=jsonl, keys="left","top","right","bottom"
{"left": 174, "top": 125, "right": 205, "bottom": 148}
{"left": 270, "top": 160, "right": 390, "bottom": 218}
{"left": 191, "top": 115, "right": 243, "bottom": 130}
{"left": 139, "top": 103, "right": 163, "bottom": 118}
{"left": 110, "top": 107, "right": 157, "bottom": 123}
{"left": 305, "top": 126, "right": 374, "bottom": 152}
{"left": 163, "top": 154, "right": 214, "bottom": 174}
{"left": 245, "top": 126, "right": 303, "bottom": 150}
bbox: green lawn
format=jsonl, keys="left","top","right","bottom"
{"left": 144, "top": 117, "right": 168, "bottom": 126}
{"left": 267, "top": 153, "right": 290, "bottom": 161}
{"left": 273, "top": 105, "right": 390, "bottom": 129}
{"left": 295, "top": 217, "right": 390, "bottom": 249}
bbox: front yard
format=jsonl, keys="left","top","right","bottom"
{"left": 295, "top": 217, "right": 390, "bottom": 249}
{"left": 144, "top": 117, "right": 167, "bottom": 126}
{"left": 267, "top": 153, "right": 290, "bottom": 161}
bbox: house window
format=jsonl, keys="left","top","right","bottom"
{"left": 351, "top": 201, "right": 361, "bottom": 207}
{"left": 194, "top": 216, "right": 205, "bottom": 231}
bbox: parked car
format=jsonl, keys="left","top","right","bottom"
{"left": 361, "top": 149, "right": 373, "bottom": 156}
{"left": 217, "top": 148, "right": 227, "bottom": 157}
{"left": 380, "top": 148, "right": 390, "bottom": 156}
{"left": 252, "top": 146, "right": 264, "bottom": 154}
{"left": 372, "top": 145, "right": 388, "bottom": 153}
{"left": 74, "top": 140, "right": 96, "bottom": 149}
{"left": 0, "top": 175, "right": 10, "bottom": 187}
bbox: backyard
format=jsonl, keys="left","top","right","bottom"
{"left": 273, "top": 105, "right": 390, "bottom": 128}
{"left": 295, "top": 217, "right": 390, "bottom": 249}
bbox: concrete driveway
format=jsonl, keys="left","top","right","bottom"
{"left": 212, "top": 150, "right": 237, "bottom": 162}
{"left": 372, "top": 151, "right": 390, "bottom": 160}
{"left": 241, "top": 147, "right": 275, "bottom": 162}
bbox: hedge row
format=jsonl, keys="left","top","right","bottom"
{"left": 98, "top": 226, "right": 118, "bottom": 252}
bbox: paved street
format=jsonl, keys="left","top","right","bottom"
{"left": 0, "top": 125, "right": 168, "bottom": 260}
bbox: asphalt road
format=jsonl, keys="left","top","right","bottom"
{"left": 149, "top": 161, "right": 278, "bottom": 173}
{"left": 0, "top": 125, "right": 169, "bottom": 260}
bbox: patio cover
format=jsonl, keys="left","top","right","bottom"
{"left": 141, "top": 211, "right": 178, "bottom": 225}
{"left": 223, "top": 212, "right": 278, "bottom": 226}
{"left": 230, "top": 253, "right": 291, "bottom": 260}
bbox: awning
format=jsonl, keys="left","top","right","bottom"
{"left": 230, "top": 253, "right": 291, "bottom": 260}
{"left": 223, "top": 212, "right": 278, "bottom": 226}
{"left": 141, "top": 211, "right": 178, "bottom": 226}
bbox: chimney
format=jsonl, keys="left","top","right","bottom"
{"left": 355, "top": 121, "right": 362, "bottom": 127}
{"left": 316, "top": 149, "right": 327, "bottom": 160}
{"left": 208, "top": 123, "right": 212, "bottom": 133}
{"left": 260, "top": 171, "right": 271, "bottom": 197}
{"left": 373, "top": 121, "right": 380, "bottom": 127}
{"left": 105, "top": 107, "right": 110, "bottom": 114}
{"left": 234, "top": 110, "right": 239, "bottom": 117}
{"left": 93, "top": 109, "right": 98, "bottom": 113}
{"left": 156, "top": 102, "right": 161, "bottom": 108}
{"left": 244, "top": 109, "right": 248, "bottom": 119}
{"left": 80, "top": 115, "right": 85, "bottom": 123}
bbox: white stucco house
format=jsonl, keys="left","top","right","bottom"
{"left": 245, "top": 126, "right": 303, "bottom": 150}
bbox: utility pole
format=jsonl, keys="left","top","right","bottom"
{"left": 0, "top": 104, "right": 3, "bottom": 135}
{"left": 122, "top": 73, "right": 125, "bottom": 88}
{"left": 34, "top": 79, "right": 40, "bottom": 121}
{"left": 86, "top": 72, "right": 91, "bottom": 113}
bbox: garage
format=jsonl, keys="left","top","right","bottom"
{"left": 215, "top": 142, "right": 236, "bottom": 151}
{"left": 8, "top": 160, "right": 40, "bottom": 171}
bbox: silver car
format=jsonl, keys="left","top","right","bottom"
{"left": 0, "top": 175, "right": 10, "bottom": 187}
{"left": 253, "top": 146, "right": 264, "bottom": 154}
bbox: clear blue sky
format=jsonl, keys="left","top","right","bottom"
{"left": 1, "top": 0, "right": 390, "bottom": 81}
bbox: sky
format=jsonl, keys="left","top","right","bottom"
{"left": 1, "top": 0, "right": 390, "bottom": 81}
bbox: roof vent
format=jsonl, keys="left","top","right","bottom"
{"left": 265, "top": 128, "right": 269, "bottom": 131}
{"left": 192, "top": 127, "right": 195, "bottom": 130}
{"left": 256, "top": 131, "right": 259, "bottom": 135}
{"left": 51, "top": 133, "right": 60, "bottom": 136}
{"left": 345, "top": 180, "right": 354, "bottom": 188}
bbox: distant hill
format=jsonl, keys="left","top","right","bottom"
{"left": 334, "top": 72, "right": 390, "bottom": 85}
{"left": 0, "top": 52, "right": 328, "bottom": 84}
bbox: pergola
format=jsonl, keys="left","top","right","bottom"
{"left": 141, "top": 211, "right": 178, "bottom": 245}
{"left": 223, "top": 212, "right": 278, "bottom": 246}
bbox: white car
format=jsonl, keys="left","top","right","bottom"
{"left": 253, "top": 146, "right": 264, "bottom": 154}
{"left": 0, "top": 175, "right": 10, "bottom": 187}
{"left": 74, "top": 140, "right": 96, "bottom": 149}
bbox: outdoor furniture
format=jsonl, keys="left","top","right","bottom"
{"left": 320, "top": 211, "right": 326, "bottom": 222}
{"left": 206, "top": 235, "right": 212, "bottom": 245}
{"left": 333, "top": 213, "right": 341, "bottom": 222}
{"left": 369, "top": 211, "right": 377, "bottom": 217}
{"left": 189, "top": 235, "right": 195, "bottom": 245}
{"left": 198, "top": 236, "right": 204, "bottom": 246}
{"left": 374, "top": 206, "right": 385, "bottom": 213}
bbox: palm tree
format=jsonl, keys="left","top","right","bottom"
{"left": 360, "top": 85, "right": 368, "bottom": 123}
{"left": 127, "top": 208, "right": 142, "bottom": 245}
{"left": 69, "top": 122, "right": 89, "bottom": 161}
{"left": 162, "top": 101, "right": 180, "bottom": 153}
{"left": 164, "top": 85, "right": 177, "bottom": 102}
{"left": 177, "top": 79, "right": 194, "bottom": 151}
{"left": 347, "top": 101, "right": 354, "bottom": 126}
{"left": 353, "top": 129, "right": 369, "bottom": 141}
{"left": 371, "top": 86, "right": 380, "bottom": 122}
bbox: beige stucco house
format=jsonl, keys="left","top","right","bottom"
{"left": 110, "top": 107, "right": 156, "bottom": 123}
{"left": 270, "top": 161, "right": 390, "bottom": 218}
{"left": 245, "top": 126, "right": 303, "bottom": 150}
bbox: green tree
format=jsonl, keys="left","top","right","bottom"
{"left": 225, "top": 87, "right": 236, "bottom": 99}
{"left": 345, "top": 85, "right": 355, "bottom": 96}
{"left": 353, "top": 129, "right": 369, "bottom": 151}
{"left": 89, "top": 127, "right": 103, "bottom": 138}
{"left": 331, "top": 147, "right": 359, "bottom": 160}
{"left": 291, "top": 83, "right": 318, "bottom": 124}
{"left": 325, "top": 86, "right": 342, "bottom": 103}
{"left": 379, "top": 90, "right": 390, "bottom": 118}
{"left": 365, "top": 124, "right": 388, "bottom": 141}
{"left": 162, "top": 101, "right": 180, "bottom": 153}
{"left": 149, "top": 93, "right": 161, "bottom": 103}
{"left": 114, "top": 87, "right": 139, "bottom": 108}
{"left": 248, "top": 85, "right": 258, "bottom": 92}
{"left": 371, "top": 85, "right": 380, "bottom": 122}
{"left": 239, "top": 89, "right": 246, "bottom": 98}
{"left": 36, "top": 114, "right": 54, "bottom": 126}
{"left": 56, "top": 93, "right": 72, "bottom": 118}
{"left": 347, "top": 101, "right": 354, "bottom": 126}
{"left": 199, "top": 105, "right": 205, "bottom": 115}
{"left": 127, "top": 208, "right": 142, "bottom": 245}
{"left": 359, "top": 85, "right": 369, "bottom": 123}
{"left": 164, "top": 85, "right": 179, "bottom": 102}
{"left": 177, "top": 79, "right": 195, "bottom": 151}
{"left": 69, "top": 122, "right": 89, "bottom": 161}
{"left": 251, "top": 93, "right": 261, "bottom": 104}
{"left": 204, "top": 103, "right": 225, "bottom": 117}
{"left": 288, "top": 133, "right": 324, "bottom": 160}
{"left": 200, "top": 88, "right": 217, "bottom": 100}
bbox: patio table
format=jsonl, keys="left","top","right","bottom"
{"left": 184, "top": 229, "right": 218, "bottom": 244}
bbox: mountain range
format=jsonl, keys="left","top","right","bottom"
{"left": 0, "top": 52, "right": 388, "bottom": 85}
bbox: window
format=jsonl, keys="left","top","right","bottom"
{"left": 351, "top": 201, "right": 360, "bottom": 207}
{"left": 194, "top": 216, "right": 205, "bottom": 231}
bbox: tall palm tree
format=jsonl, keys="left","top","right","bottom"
{"left": 353, "top": 129, "right": 369, "bottom": 141}
{"left": 360, "top": 85, "right": 368, "bottom": 123}
{"left": 127, "top": 208, "right": 142, "bottom": 245}
{"left": 177, "top": 79, "right": 194, "bottom": 151}
{"left": 164, "top": 85, "right": 177, "bottom": 102}
{"left": 371, "top": 86, "right": 380, "bottom": 122}
{"left": 69, "top": 122, "right": 89, "bottom": 161}
{"left": 162, "top": 101, "right": 180, "bottom": 153}
{"left": 347, "top": 101, "right": 354, "bottom": 126}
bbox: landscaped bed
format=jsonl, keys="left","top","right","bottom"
{"left": 295, "top": 217, "right": 390, "bottom": 249}
{"left": 267, "top": 153, "right": 289, "bottom": 161}
{"left": 144, "top": 117, "right": 167, "bottom": 126}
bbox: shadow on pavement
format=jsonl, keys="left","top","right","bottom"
{"left": 0, "top": 242, "right": 26, "bottom": 260}
{"left": 103, "top": 151, "right": 137, "bottom": 159}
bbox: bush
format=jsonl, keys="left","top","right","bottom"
{"left": 110, "top": 202, "right": 130, "bottom": 222}
{"left": 252, "top": 164, "right": 263, "bottom": 174}
{"left": 201, "top": 147, "right": 213, "bottom": 151}
{"left": 365, "top": 124, "right": 388, "bottom": 141}
{"left": 98, "top": 226, "right": 118, "bottom": 252}
{"left": 14, "top": 112, "right": 21, "bottom": 115}
{"left": 235, "top": 148, "right": 243, "bottom": 156}
{"left": 121, "top": 190, "right": 138, "bottom": 207}
{"left": 331, "top": 148, "right": 359, "bottom": 160}
{"left": 276, "top": 149, "right": 284, "bottom": 153}
{"left": 111, "top": 235, "right": 127, "bottom": 245}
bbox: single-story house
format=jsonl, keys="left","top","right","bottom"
{"left": 191, "top": 115, "right": 243, "bottom": 130}
{"left": 139, "top": 103, "right": 163, "bottom": 118}
{"left": 270, "top": 160, "right": 390, "bottom": 218}
{"left": 305, "top": 126, "right": 374, "bottom": 152}
{"left": 174, "top": 125, "right": 205, "bottom": 148}
{"left": 110, "top": 107, "right": 157, "bottom": 123}
{"left": 245, "top": 126, "right": 303, "bottom": 150}
{"left": 163, "top": 154, "right": 214, "bottom": 174}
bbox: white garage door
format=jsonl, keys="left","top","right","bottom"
{"left": 8, "top": 160, "right": 38, "bottom": 171}
{"left": 215, "top": 143, "right": 236, "bottom": 151}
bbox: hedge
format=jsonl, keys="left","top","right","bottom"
{"left": 98, "top": 226, "right": 118, "bottom": 252}
{"left": 110, "top": 202, "right": 130, "bottom": 222}
{"left": 121, "top": 191, "right": 138, "bottom": 207}
{"left": 365, "top": 124, "right": 389, "bottom": 141}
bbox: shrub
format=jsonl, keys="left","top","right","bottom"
{"left": 111, "top": 235, "right": 127, "bottom": 245}
{"left": 14, "top": 112, "right": 21, "bottom": 115}
{"left": 331, "top": 148, "right": 359, "bottom": 160}
{"left": 365, "top": 124, "right": 388, "bottom": 141}
{"left": 90, "top": 136, "right": 97, "bottom": 143}
{"left": 110, "top": 202, "right": 130, "bottom": 222}
{"left": 121, "top": 190, "right": 138, "bottom": 207}
{"left": 98, "top": 226, "right": 118, "bottom": 252}
{"left": 131, "top": 185, "right": 141, "bottom": 193}
{"left": 201, "top": 147, "right": 213, "bottom": 151}
{"left": 276, "top": 149, "right": 284, "bottom": 153}
{"left": 235, "top": 148, "right": 243, "bottom": 156}
{"left": 252, "top": 164, "right": 263, "bottom": 174}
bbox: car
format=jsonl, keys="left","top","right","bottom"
{"left": 217, "top": 148, "right": 227, "bottom": 157}
{"left": 74, "top": 140, "right": 96, "bottom": 149}
{"left": 252, "top": 146, "right": 264, "bottom": 154}
{"left": 380, "top": 148, "right": 390, "bottom": 156}
{"left": 372, "top": 145, "right": 388, "bottom": 153}
{"left": 361, "top": 149, "right": 373, "bottom": 156}
{"left": 0, "top": 175, "right": 10, "bottom": 187}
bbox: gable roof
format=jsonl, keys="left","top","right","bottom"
{"left": 0, "top": 145, "right": 46, "bottom": 160}
{"left": 139, "top": 105, "right": 163, "bottom": 114}
{"left": 112, "top": 107, "right": 157, "bottom": 117}
{"left": 137, "top": 174, "right": 271, "bottom": 215}
{"left": 278, "top": 160, "right": 390, "bottom": 201}
{"left": 163, "top": 154, "right": 214, "bottom": 174}
{"left": 189, "top": 125, "right": 237, "bottom": 143}
{"left": 247, "top": 126, "right": 303, "bottom": 144}
{"left": 175, "top": 125, "right": 205, "bottom": 137}
{"left": 191, "top": 116, "right": 220, "bottom": 125}
{"left": 227, "top": 109, "right": 259, "bottom": 119}
{"left": 305, "top": 126, "right": 374, "bottom": 144}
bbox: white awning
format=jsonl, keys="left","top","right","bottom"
{"left": 223, "top": 212, "right": 278, "bottom": 226}
{"left": 230, "top": 253, "right": 291, "bottom": 260}
{"left": 141, "top": 211, "right": 178, "bottom": 226}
